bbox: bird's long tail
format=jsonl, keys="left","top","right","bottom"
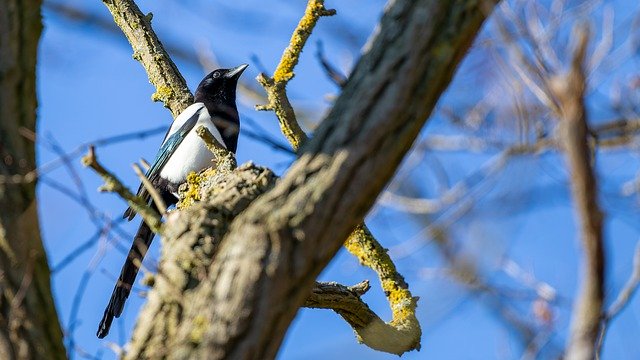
{"left": 97, "top": 220, "right": 155, "bottom": 338}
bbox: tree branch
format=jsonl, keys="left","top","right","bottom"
{"left": 163, "top": 1, "right": 497, "bottom": 359}
{"left": 255, "top": 0, "right": 335, "bottom": 150}
{"left": 596, "top": 242, "right": 640, "bottom": 356}
{"left": 344, "top": 225, "right": 421, "bottom": 352}
{"left": 553, "top": 26, "right": 606, "bottom": 360}
{"left": 101, "top": 0, "right": 193, "bottom": 117}
{"left": 195, "top": 125, "right": 237, "bottom": 173}
{"left": 125, "top": 163, "right": 278, "bottom": 359}
{"left": 305, "top": 281, "right": 373, "bottom": 326}
{"left": 255, "top": 1, "right": 422, "bottom": 352}
{"left": 132, "top": 163, "right": 167, "bottom": 216}
{"left": 81, "top": 146, "right": 162, "bottom": 233}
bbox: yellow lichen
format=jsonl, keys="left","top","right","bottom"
{"left": 177, "top": 168, "right": 220, "bottom": 209}
{"left": 151, "top": 85, "right": 173, "bottom": 102}
{"left": 272, "top": 1, "right": 333, "bottom": 84}
{"left": 344, "top": 225, "right": 419, "bottom": 331}
{"left": 189, "top": 315, "right": 208, "bottom": 344}
{"left": 177, "top": 172, "right": 202, "bottom": 209}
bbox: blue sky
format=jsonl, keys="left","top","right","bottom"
{"left": 37, "top": 0, "right": 640, "bottom": 359}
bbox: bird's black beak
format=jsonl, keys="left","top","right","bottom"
{"left": 225, "top": 64, "right": 248, "bottom": 79}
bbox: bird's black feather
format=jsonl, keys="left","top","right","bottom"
{"left": 97, "top": 216, "right": 154, "bottom": 338}
{"left": 98, "top": 64, "right": 246, "bottom": 339}
{"left": 122, "top": 112, "right": 200, "bottom": 220}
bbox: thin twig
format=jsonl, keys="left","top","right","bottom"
{"left": 596, "top": 242, "right": 640, "bottom": 356}
{"left": 195, "top": 125, "right": 237, "bottom": 172}
{"left": 132, "top": 163, "right": 167, "bottom": 216}
{"left": 255, "top": 0, "right": 335, "bottom": 150}
{"left": 139, "top": 158, "right": 151, "bottom": 171}
{"left": 0, "top": 125, "right": 167, "bottom": 184}
{"left": 315, "top": 40, "right": 347, "bottom": 88}
{"left": 81, "top": 146, "right": 162, "bottom": 233}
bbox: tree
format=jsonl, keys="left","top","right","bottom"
{"left": 4, "top": 0, "right": 640, "bottom": 359}
{"left": 88, "top": 0, "right": 495, "bottom": 357}
{"left": 0, "top": 0, "right": 66, "bottom": 358}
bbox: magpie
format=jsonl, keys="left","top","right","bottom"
{"left": 96, "top": 64, "right": 248, "bottom": 339}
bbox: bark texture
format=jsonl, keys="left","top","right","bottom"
{"left": 123, "top": 1, "right": 496, "bottom": 359}
{"left": 0, "top": 0, "right": 66, "bottom": 358}
{"left": 125, "top": 163, "right": 277, "bottom": 359}
{"left": 101, "top": 0, "right": 193, "bottom": 118}
{"left": 256, "top": 1, "right": 421, "bottom": 353}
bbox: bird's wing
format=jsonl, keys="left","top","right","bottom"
{"left": 123, "top": 108, "right": 202, "bottom": 220}
{"left": 159, "top": 103, "right": 205, "bottom": 146}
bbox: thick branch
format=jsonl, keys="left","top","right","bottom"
{"left": 101, "top": 0, "right": 193, "bottom": 117}
{"left": 167, "top": 1, "right": 496, "bottom": 359}
{"left": 125, "top": 163, "right": 278, "bottom": 359}
{"left": 257, "top": 1, "right": 421, "bottom": 352}
{"left": 0, "top": 1, "right": 66, "bottom": 358}
{"left": 554, "top": 27, "right": 606, "bottom": 360}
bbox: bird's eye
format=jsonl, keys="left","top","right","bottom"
{"left": 212, "top": 71, "right": 220, "bottom": 78}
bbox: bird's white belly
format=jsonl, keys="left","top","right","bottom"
{"left": 159, "top": 123, "right": 216, "bottom": 185}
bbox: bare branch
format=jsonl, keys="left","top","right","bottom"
{"left": 132, "top": 163, "right": 167, "bottom": 216}
{"left": 305, "top": 281, "right": 375, "bottom": 327}
{"left": 195, "top": 125, "right": 237, "bottom": 173}
{"left": 256, "top": 0, "right": 335, "bottom": 150}
{"left": 553, "top": 26, "right": 606, "bottom": 360}
{"left": 100, "top": 0, "right": 193, "bottom": 117}
{"left": 315, "top": 40, "right": 348, "bottom": 88}
{"left": 596, "top": 242, "right": 640, "bottom": 356}
{"left": 81, "top": 146, "right": 162, "bottom": 233}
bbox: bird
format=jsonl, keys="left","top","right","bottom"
{"left": 96, "top": 64, "right": 248, "bottom": 339}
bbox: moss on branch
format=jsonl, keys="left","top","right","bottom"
{"left": 256, "top": 0, "right": 422, "bottom": 354}
{"left": 101, "top": 0, "right": 193, "bottom": 117}
{"left": 81, "top": 146, "right": 162, "bottom": 232}
{"left": 101, "top": 0, "right": 424, "bottom": 356}
{"left": 256, "top": 0, "right": 335, "bottom": 150}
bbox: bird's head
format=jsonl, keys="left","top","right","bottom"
{"left": 194, "top": 64, "right": 248, "bottom": 105}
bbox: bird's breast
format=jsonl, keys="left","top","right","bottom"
{"left": 159, "top": 121, "right": 218, "bottom": 187}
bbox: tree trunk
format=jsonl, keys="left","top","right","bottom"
{"left": 125, "top": 0, "right": 497, "bottom": 358}
{"left": 0, "top": 1, "right": 67, "bottom": 358}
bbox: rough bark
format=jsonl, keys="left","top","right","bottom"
{"left": 0, "top": 0, "right": 67, "bottom": 358}
{"left": 256, "top": 1, "right": 421, "bottom": 353}
{"left": 101, "top": 0, "right": 193, "bottom": 118}
{"left": 125, "top": 1, "right": 496, "bottom": 359}
{"left": 125, "top": 163, "right": 277, "bottom": 359}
